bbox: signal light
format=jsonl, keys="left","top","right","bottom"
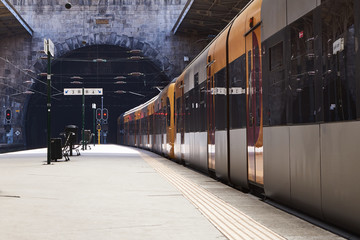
{"left": 103, "top": 108, "right": 108, "bottom": 121}
{"left": 96, "top": 108, "right": 102, "bottom": 120}
{"left": 5, "top": 109, "right": 11, "bottom": 121}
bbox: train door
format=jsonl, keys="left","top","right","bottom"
{"left": 245, "top": 27, "right": 264, "bottom": 186}
{"left": 206, "top": 56, "right": 215, "bottom": 171}
{"left": 176, "top": 82, "right": 185, "bottom": 160}
{"left": 166, "top": 97, "right": 171, "bottom": 155}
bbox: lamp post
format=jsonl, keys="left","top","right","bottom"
{"left": 82, "top": 86, "right": 85, "bottom": 150}
{"left": 46, "top": 44, "right": 52, "bottom": 165}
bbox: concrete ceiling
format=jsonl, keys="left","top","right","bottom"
{"left": 172, "top": 0, "right": 251, "bottom": 36}
{"left": 0, "top": 0, "right": 33, "bottom": 37}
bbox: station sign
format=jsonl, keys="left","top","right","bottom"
{"left": 48, "top": 39, "right": 55, "bottom": 57}
{"left": 44, "top": 39, "right": 55, "bottom": 57}
{"left": 64, "top": 88, "right": 103, "bottom": 96}
{"left": 333, "top": 38, "right": 344, "bottom": 55}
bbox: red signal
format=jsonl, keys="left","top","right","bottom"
{"left": 5, "top": 109, "right": 11, "bottom": 120}
{"left": 96, "top": 108, "right": 102, "bottom": 120}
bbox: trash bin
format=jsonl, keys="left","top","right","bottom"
{"left": 51, "top": 138, "right": 62, "bottom": 161}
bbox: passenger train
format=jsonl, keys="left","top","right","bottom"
{"left": 118, "top": 0, "right": 360, "bottom": 235}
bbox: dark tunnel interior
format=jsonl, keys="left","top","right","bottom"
{"left": 25, "top": 45, "right": 169, "bottom": 149}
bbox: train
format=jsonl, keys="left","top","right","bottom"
{"left": 118, "top": 0, "right": 360, "bottom": 236}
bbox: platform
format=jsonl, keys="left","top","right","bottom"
{"left": 0, "top": 145, "right": 344, "bottom": 240}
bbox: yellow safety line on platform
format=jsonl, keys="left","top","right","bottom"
{"left": 141, "top": 154, "right": 286, "bottom": 240}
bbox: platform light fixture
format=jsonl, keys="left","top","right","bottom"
{"left": 128, "top": 49, "right": 142, "bottom": 54}
{"left": 114, "top": 81, "right": 126, "bottom": 84}
{"left": 23, "top": 79, "right": 35, "bottom": 84}
{"left": 114, "top": 76, "right": 126, "bottom": 80}
{"left": 70, "top": 81, "right": 83, "bottom": 84}
{"left": 128, "top": 56, "right": 143, "bottom": 60}
{"left": 92, "top": 58, "right": 107, "bottom": 63}
{"left": 70, "top": 76, "right": 83, "bottom": 80}
{"left": 128, "top": 72, "right": 144, "bottom": 77}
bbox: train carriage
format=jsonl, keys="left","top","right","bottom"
{"left": 118, "top": 0, "right": 360, "bottom": 235}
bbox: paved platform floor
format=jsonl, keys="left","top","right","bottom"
{"left": 0, "top": 145, "right": 344, "bottom": 240}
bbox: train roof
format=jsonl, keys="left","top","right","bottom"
{"left": 180, "top": 0, "right": 255, "bottom": 73}
{"left": 123, "top": 94, "right": 159, "bottom": 116}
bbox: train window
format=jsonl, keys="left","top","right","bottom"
{"left": 229, "top": 55, "right": 246, "bottom": 129}
{"left": 262, "top": 34, "right": 287, "bottom": 126}
{"left": 215, "top": 68, "right": 227, "bottom": 131}
{"left": 176, "top": 98, "right": 181, "bottom": 132}
{"left": 174, "top": 92, "right": 176, "bottom": 127}
{"left": 189, "top": 89, "right": 195, "bottom": 132}
{"left": 185, "top": 94, "right": 190, "bottom": 133}
{"left": 289, "top": 12, "right": 316, "bottom": 124}
{"left": 321, "top": 0, "right": 356, "bottom": 122}
{"left": 269, "top": 42, "right": 283, "bottom": 71}
{"left": 200, "top": 82, "right": 206, "bottom": 132}
{"left": 166, "top": 97, "right": 171, "bottom": 127}
{"left": 194, "top": 73, "right": 199, "bottom": 86}
{"left": 149, "top": 114, "right": 153, "bottom": 135}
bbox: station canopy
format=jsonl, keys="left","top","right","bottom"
{"left": 172, "top": 0, "right": 251, "bottom": 36}
{"left": 0, "top": 0, "right": 33, "bottom": 37}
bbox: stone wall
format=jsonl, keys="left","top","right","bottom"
{"left": 0, "top": 34, "right": 33, "bottom": 146}
{"left": 9, "top": 0, "right": 201, "bottom": 78}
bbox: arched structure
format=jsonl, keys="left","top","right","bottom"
{"left": 32, "top": 33, "right": 175, "bottom": 79}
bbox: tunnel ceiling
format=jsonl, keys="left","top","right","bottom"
{"left": 27, "top": 45, "right": 169, "bottom": 146}
{"left": 49, "top": 44, "right": 168, "bottom": 107}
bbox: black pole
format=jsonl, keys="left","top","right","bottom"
{"left": 46, "top": 42, "right": 51, "bottom": 165}
{"left": 82, "top": 87, "right": 85, "bottom": 150}
{"left": 93, "top": 104, "right": 96, "bottom": 146}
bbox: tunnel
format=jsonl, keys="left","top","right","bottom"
{"left": 25, "top": 44, "right": 169, "bottom": 149}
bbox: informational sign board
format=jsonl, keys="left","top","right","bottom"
{"left": 333, "top": 38, "right": 344, "bottom": 55}
{"left": 44, "top": 39, "right": 55, "bottom": 57}
{"left": 48, "top": 39, "right": 55, "bottom": 57}
{"left": 64, "top": 88, "right": 103, "bottom": 95}
{"left": 44, "top": 39, "right": 48, "bottom": 53}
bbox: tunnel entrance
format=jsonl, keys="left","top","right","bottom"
{"left": 26, "top": 44, "right": 169, "bottom": 148}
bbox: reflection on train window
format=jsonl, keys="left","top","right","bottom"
{"left": 194, "top": 73, "right": 199, "bottom": 86}
{"left": 200, "top": 82, "right": 206, "bottom": 132}
{"left": 321, "top": 0, "right": 356, "bottom": 122}
{"left": 289, "top": 12, "right": 316, "bottom": 124}
{"left": 215, "top": 68, "right": 226, "bottom": 131}
{"left": 269, "top": 42, "right": 283, "bottom": 71}
{"left": 185, "top": 94, "right": 190, "bottom": 133}
{"left": 229, "top": 55, "right": 246, "bottom": 129}
{"left": 166, "top": 97, "right": 171, "bottom": 126}
{"left": 176, "top": 98, "right": 181, "bottom": 132}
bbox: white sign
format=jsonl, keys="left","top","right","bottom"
{"left": 64, "top": 88, "right": 103, "bottom": 95}
{"left": 84, "top": 88, "right": 103, "bottom": 95}
{"left": 44, "top": 39, "right": 48, "bottom": 53}
{"left": 333, "top": 38, "right": 344, "bottom": 55}
{"left": 48, "top": 39, "right": 55, "bottom": 57}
